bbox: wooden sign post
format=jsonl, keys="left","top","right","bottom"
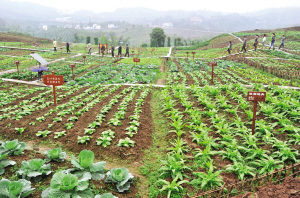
{"left": 20, "top": 44, "right": 22, "bottom": 49}
{"left": 152, "top": 48, "right": 155, "bottom": 54}
{"left": 131, "top": 51, "right": 134, "bottom": 57}
{"left": 15, "top": 61, "right": 20, "bottom": 75}
{"left": 60, "top": 47, "right": 63, "bottom": 54}
{"left": 116, "top": 55, "right": 119, "bottom": 64}
{"left": 82, "top": 56, "right": 86, "bottom": 64}
{"left": 247, "top": 91, "right": 266, "bottom": 135}
{"left": 43, "top": 72, "right": 64, "bottom": 105}
{"left": 209, "top": 62, "right": 217, "bottom": 84}
{"left": 186, "top": 52, "right": 189, "bottom": 60}
{"left": 192, "top": 52, "right": 196, "bottom": 60}
{"left": 133, "top": 58, "right": 140, "bottom": 66}
{"left": 69, "top": 64, "right": 75, "bottom": 80}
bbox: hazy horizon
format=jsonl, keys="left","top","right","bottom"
{"left": 10, "top": 0, "right": 300, "bottom": 14}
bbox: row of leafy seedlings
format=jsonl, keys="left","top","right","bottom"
{"left": 0, "top": 139, "right": 135, "bottom": 197}
{"left": 154, "top": 84, "right": 300, "bottom": 197}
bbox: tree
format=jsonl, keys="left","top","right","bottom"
{"left": 94, "top": 37, "right": 99, "bottom": 45}
{"left": 141, "top": 43, "right": 147, "bottom": 47}
{"left": 167, "top": 36, "right": 171, "bottom": 47}
{"left": 150, "top": 27, "right": 166, "bottom": 47}
{"left": 100, "top": 34, "right": 109, "bottom": 44}
{"left": 86, "top": 36, "right": 91, "bottom": 44}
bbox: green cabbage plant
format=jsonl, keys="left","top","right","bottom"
{"left": 16, "top": 159, "right": 52, "bottom": 182}
{"left": 44, "top": 148, "right": 67, "bottom": 163}
{"left": 105, "top": 167, "right": 134, "bottom": 192}
{"left": 0, "top": 153, "right": 16, "bottom": 175}
{"left": 41, "top": 172, "right": 93, "bottom": 198}
{"left": 95, "top": 193, "right": 118, "bottom": 198}
{"left": 0, "top": 139, "right": 27, "bottom": 156}
{"left": 66, "top": 150, "right": 106, "bottom": 180}
{"left": 0, "top": 178, "right": 35, "bottom": 198}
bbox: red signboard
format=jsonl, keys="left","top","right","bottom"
{"left": 133, "top": 58, "right": 140, "bottom": 62}
{"left": 192, "top": 52, "right": 196, "bottom": 54}
{"left": 43, "top": 73, "right": 64, "bottom": 86}
{"left": 247, "top": 92, "right": 266, "bottom": 102}
{"left": 247, "top": 91, "right": 267, "bottom": 135}
{"left": 209, "top": 62, "right": 217, "bottom": 66}
{"left": 43, "top": 72, "right": 64, "bottom": 105}
{"left": 133, "top": 58, "right": 140, "bottom": 65}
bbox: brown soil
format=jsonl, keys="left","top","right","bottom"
{"left": 156, "top": 79, "right": 165, "bottom": 85}
{"left": 233, "top": 176, "right": 300, "bottom": 198}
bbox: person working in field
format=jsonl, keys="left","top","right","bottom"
{"left": 262, "top": 34, "right": 267, "bottom": 49}
{"left": 279, "top": 35, "right": 285, "bottom": 50}
{"left": 118, "top": 44, "right": 122, "bottom": 57}
{"left": 240, "top": 36, "right": 247, "bottom": 53}
{"left": 111, "top": 44, "right": 115, "bottom": 57}
{"left": 125, "top": 44, "right": 129, "bottom": 57}
{"left": 269, "top": 33, "right": 276, "bottom": 50}
{"left": 53, "top": 39, "right": 57, "bottom": 52}
{"left": 254, "top": 35, "right": 259, "bottom": 51}
{"left": 227, "top": 41, "right": 232, "bottom": 54}
{"left": 87, "top": 43, "right": 92, "bottom": 55}
{"left": 101, "top": 44, "right": 105, "bottom": 56}
{"left": 66, "top": 41, "right": 70, "bottom": 53}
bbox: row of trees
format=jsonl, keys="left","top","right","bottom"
{"left": 148, "top": 27, "right": 209, "bottom": 47}
{"left": 80, "top": 34, "right": 131, "bottom": 46}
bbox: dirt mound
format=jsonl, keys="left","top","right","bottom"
{"left": 233, "top": 177, "right": 300, "bottom": 198}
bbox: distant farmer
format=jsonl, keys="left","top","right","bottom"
{"left": 101, "top": 44, "right": 105, "bottom": 56}
{"left": 269, "top": 33, "right": 276, "bottom": 50}
{"left": 125, "top": 44, "right": 129, "bottom": 57}
{"left": 228, "top": 41, "right": 232, "bottom": 54}
{"left": 262, "top": 34, "right": 267, "bottom": 49}
{"left": 279, "top": 35, "right": 285, "bottom": 50}
{"left": 87, "top": 43, "right": 92, "bottom": 55}
{"left": 53, "top": 39, "right": 57, "bottom": 52}
{"left": 66, "top": 41, "right": 70, "bottom": 53}
{"left": 118, "top": 44, "right": 122, "bottom": 57}
{"left": 254, "top": 35, "right": 259, "bottom": 51}
{"left": 240, "top": 36, "right": 247, "bottom": 53}
{"left": 111, "top": 44, "right": 115, "bottom": 57}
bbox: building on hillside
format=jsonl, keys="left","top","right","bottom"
{"left": 42, "top": 25, "right": 47, "bottom": 31}
{"left": 75, "top": 25, "right": 81, "bottom": 29}
{"left": 191, "top": 17, "right": 202, "bottom": 24}
{"left": 162, "top": 23, "right": 173, "bottom": 28}
{"left": 93, "top": 24, "right": 101, "bottom": 30}
{"left": 108, "top": 24, "right": 115, "bottom": 28}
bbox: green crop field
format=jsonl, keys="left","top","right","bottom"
{"left": 0, "top": 26, "right": 299, "bottom": 198}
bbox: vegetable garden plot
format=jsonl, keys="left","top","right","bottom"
{"left": 166, "top": 59, "right": 298, "bottom": 87}
{"left": 152, "top": 84, "right": 300, "bottom": 197}
{"left": 0, "top": 83, "right": 154, "bottom": 162}
{"left": 67, "top": 63, "right": 159, "bottom": 86}
{"left": 0, "top": 144, "right": 139, "bottom": 197}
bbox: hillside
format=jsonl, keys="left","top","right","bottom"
{"left": 0, "top": 32, "right": 51, "bottom": 44}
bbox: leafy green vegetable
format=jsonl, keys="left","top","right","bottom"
{"left": 0, "top": 178, "right": 35, "bottom": 198}
{"left": 0, "top": 153, "right": 16, "bottom": 175}
{"left": 0, "top": 139, "right": 27, "bottom": 156}
{"left": 95, "top": 193, "right": 118, "bottom": 198}
{"left": 16, "top": 159, "right": 52, "bottom": 182}
{"left": 65, "top": 150, "right": 106, "bottom": 180}
{"left": 117, "top": 138, "right": 135, "bottom": 147}
{"left": 36, "top": 130, "right": 51, "bottom": 138}
{"left": 41, "top": 172, "right": 93, "bottom": 198}
{"left": 105, "top": 167, "right": 134, "bottom": 192}
{"left": 44, "top": 148, "right": 66, "bottom": 163}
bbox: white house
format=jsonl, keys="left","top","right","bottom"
{"left": 93, "top": 24, "right": 101, "bottom": 30}
{"left": 42, "top": 25, "right": 47, "bottom": 31}
{"left": 108, "top": 24, "right": 115, "bottom": 28}
{"left": 162, "top": 23, "right": 173, "bottom": 28}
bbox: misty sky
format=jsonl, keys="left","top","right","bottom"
{"left": 11, "top": 0, "right": 300, "bottom": 13}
